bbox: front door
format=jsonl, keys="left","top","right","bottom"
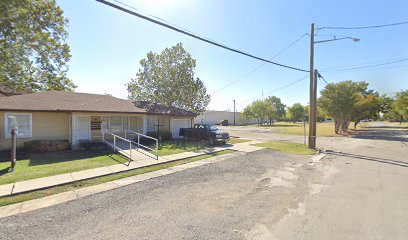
{"left": 73, "top": 116, "right": 90, "bottom": 144}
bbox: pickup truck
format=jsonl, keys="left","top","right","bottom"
{"left": 180, "top": 124, "right": 230, "bottom": 145}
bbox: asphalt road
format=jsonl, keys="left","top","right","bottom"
{"left": 1, "top": 122, "right": 407, "bottom": 239}
{"left": 224, "top": 122, "right": 408, "bottom": 239}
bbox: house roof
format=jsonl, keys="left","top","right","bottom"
{"left": 0, "top": 91, "right": 197, "bottom": 117}
{"left": 135, "top": 101, "right": 197, "bottom": 118}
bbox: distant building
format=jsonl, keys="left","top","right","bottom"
{"left": 194, "top": 110, "right": 257, "bottom": 125}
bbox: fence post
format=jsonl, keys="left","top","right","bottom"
{"left": 10, "top": 128, "right": 17, "bottom": 172}
{"left": 102, "top": 131, "right": 105, "bottom": 142}
{"left": 137, "top": 134, "right": 140, "bottom": 149}
{"left": 125, "top": 130, "right": 127, "bottom": 140}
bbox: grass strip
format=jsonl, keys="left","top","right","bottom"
{"left": 228, "top": 137, "right": 251, "bottom": 144}
{"left": 0, "top": 150, "right": 234, "bottom": 207}
{"left": 253, "top": 141, "right": 317, "bottom": 155}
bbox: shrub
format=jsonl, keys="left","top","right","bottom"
{"left": 79, "top": 140, "right": 94, "bottom": 150}
{"left": 24, "top": 140, "right": 70, "bottom": 152}
{"left": 146, "top": 131, "right": 172, "bottom": 141}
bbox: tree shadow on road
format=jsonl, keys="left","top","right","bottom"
{"left": 351, "top": 128, "right": 408, "bottom": 142}
{"left": 324, "top": 150, "right": 408, "bottom": 168}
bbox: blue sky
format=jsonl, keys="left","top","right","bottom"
{"left": 56, "top": 0, "right": 408, "bottom": 111}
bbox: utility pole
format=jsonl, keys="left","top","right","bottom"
{"left": 233, "top": 99, "right": 236, "bottom": 125}
{"left": 308, "top": 23, "right": 317, "bottom": 149}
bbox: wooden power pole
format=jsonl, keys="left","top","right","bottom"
{"left": 308, "top": 23, "right": 317, "bottom": 149}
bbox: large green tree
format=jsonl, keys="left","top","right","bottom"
{"left": 242, "top": 96, "right": 286, "bottom": 125}
{"left": 318, "top": 81, "right": 370, "bottom": 134}
{"left": 127, "top": 43, "right": 210, "bottom": 113}
{"left": 288, "top": 103, "right": 305, "bottom": 123}
{"left": 0, "top": 0, "right": 75, "bottom": 92}
{"left": 350, "top": 91, "right": 383, "bottom": 128}
{"left": 264, "top": 96, "right": 286, "bottom": 124}
{"left": 392, "top": 90, "right": 408, "bottom": 122}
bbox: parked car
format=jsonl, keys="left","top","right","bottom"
{"left": 180, "top": 124, "right": 230, "bottom": 145}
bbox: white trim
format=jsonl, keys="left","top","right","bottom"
{"left": 171, "top": 118, "right": 191, "bottom": 139}
{"left": 72, "top": 115, "right": 91, "bottom": 144}
{"left": 5, "top": 112, "right": 33, "bottom": 139}
{"left": 68, "top": 113, "right": 72, "bottom": 143}
{"left": 143, "top": 116, "right": 147, "bottom": 134}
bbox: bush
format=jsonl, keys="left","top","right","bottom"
{"left": 24, "top": 140, "right": 70, "bottom": 152}
{"left": 79, "top": 140, "right": 94, "bottom": 150}
{"left": 146, "top": 131, "right": 172, "bottom": 141}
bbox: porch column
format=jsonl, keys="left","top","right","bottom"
{"left": 143, "top": 115, "right": 147, "bottom": 134}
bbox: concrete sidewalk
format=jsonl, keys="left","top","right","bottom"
{"left": 0, "top": 140, "right": 263, "bottom": 197}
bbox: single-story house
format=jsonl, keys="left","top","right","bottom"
{"left": 0, "top": 91, "right": 196, "bottom": 150}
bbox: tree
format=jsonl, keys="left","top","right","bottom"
{"left": 318, "top": 81, "right": 370, "bottom": 134}
{"left": 242, "top": 104, "right": 254, "bottom": 121}
{"left": 251, "top": 100, "right": 268, "bottom": 124}
{"left": 392, "top": 90, "right": 408, "bottom": 123}
{"left": 242, "top": 96, "right": 286, "bottom": 125}
{"left": 0, "top": 0, "right": 75, "bottom": 92}
{"left": 264, "top": 96, "right": 286, "bottom": 124}
{"left": 350, "top": 91, "right": 383, "bottom": 128}
{"left": 288, "top": 103, "right": 304, "bottom": 123}
{"left": 127, "top": 43, "right": 210, "bottom": 113}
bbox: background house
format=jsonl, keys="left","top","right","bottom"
{"left": 0, "top": 91, "right": 196, "bottom": 150}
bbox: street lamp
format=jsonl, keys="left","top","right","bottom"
{"left": 308, "top": 24, "right": 360, "bottom": 150}
{"left": 314, "top": 35, "right": 360, "bottom": 44}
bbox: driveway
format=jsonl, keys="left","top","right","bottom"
{"left": 0, "top": 122, "right": 407, "bottom": 239}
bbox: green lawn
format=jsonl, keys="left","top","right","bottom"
{"left": 253, "top": 141, "right": 317, "bottom": 155}
{"left": 0, "top": 150, "right": 128, "bottom": 185}
{"left": 274, "top": 122, "right": 337, "bottom": 137}
{"left": 247, "top": 122, "right": 361, "bottom": 137}
{"left": 228, "top": 137, "right": 251, "bottom": 144}
{"left": 0, "top": 150, "right": 234, "bottom": 207}
{"left": 158, "top": 142, "right": 206, "bottom": 156}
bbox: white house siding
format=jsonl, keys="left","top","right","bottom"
{"left": 194, "top": 110, "right": 257, "bottom": 125}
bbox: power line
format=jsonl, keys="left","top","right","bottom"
{"left": 210, "top": 33, "right": 308, "bottom": 95}
{"left": 322, "top": 63, "right": 408, "bottom": 73}
{"left": 96, "top": 0, "right": 309, "bottom": 73}
{"left": 317, "top": 71, "right": 330, "bottom": 84}
{"left": 320, "top": 57, "right": 408, "bottom": 71}
{"left": 318, "top": 20, "right": 408, "bottom": 30}
{"left": 111, "top": 0, "right": 221, "bottom": 44}
{"left": 320, "top": 58, "right": 408, "bottom": 72}
{"left": 236, "top": 75, "right": 309, "bottom": 107}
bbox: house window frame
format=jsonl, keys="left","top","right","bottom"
{"left": 5, "top": 112, "right": 33, "bottom": 139}
{"left": 146, "top": 115, "right": 157, "bottom": 132}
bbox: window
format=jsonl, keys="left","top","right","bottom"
{"left": 109, "top": 116, "right": 122, "bottom": 132}
{"left": 5, "top": 113, "right": 32, "bottom": 138}
{"left": 101, "top": 116, "right": 109, "bottom": 132}
{"left": 100, "top": 116, "right": 130, "bottom": 132}
{"left": 146, "top": 116, "right": 156, "bottom": 132}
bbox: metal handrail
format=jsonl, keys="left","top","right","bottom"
{"left": 124, "top": 130, "right": 159, "bottom": 160}
{"left": 102, "top": 131, "right": 133, "bottom": 160}
{"left": 102, "top": 130, "right": 159, "bottom": 160}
